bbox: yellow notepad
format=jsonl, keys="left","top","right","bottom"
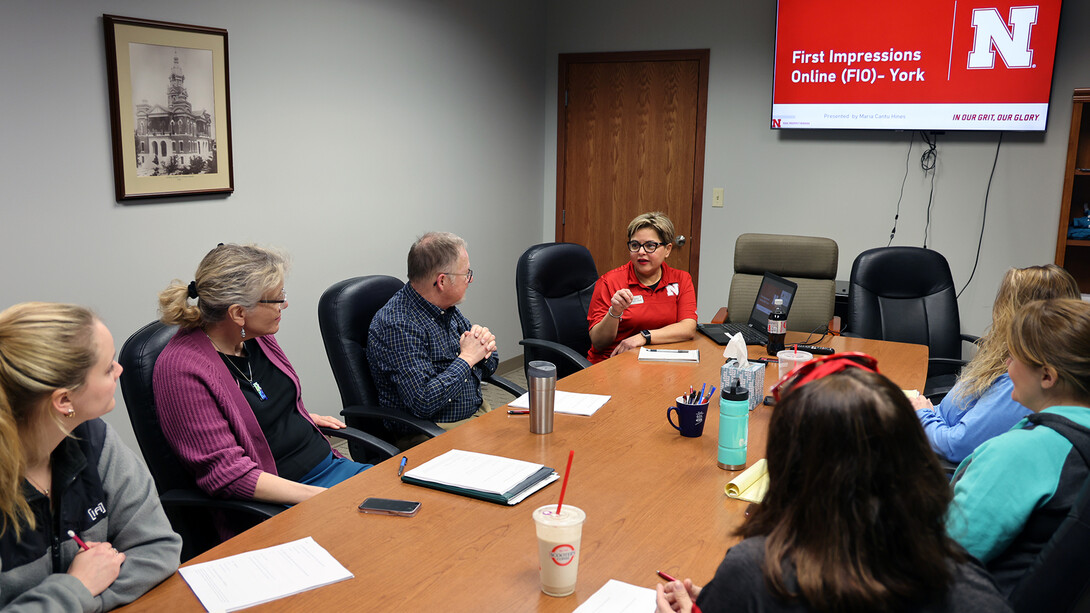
{"left": 725, "top": 459, "right": 769, "bottom": 503}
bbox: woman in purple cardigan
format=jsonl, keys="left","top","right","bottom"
{"left": 152, "top": 244, "right": 370, "bottom": 506}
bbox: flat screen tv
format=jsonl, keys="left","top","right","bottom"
{"left": 771, "top": 0, "right": 1063, "bottom": 131}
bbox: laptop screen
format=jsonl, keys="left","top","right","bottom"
{"left": 747, "top": 273, "right": 798, "bottom": 329}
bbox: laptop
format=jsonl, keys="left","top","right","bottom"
{"left": 698, "top": 273, "right": 798, "bottom": 345}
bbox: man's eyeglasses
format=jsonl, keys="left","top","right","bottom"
{"left": 770, "top": 352, "right": 879, "bottom": 401}
{"left": 258, "top": 289, "right": 288, "bottom": 305}
{"left": 627, "top": 240, "right": 663, "bottom": 253}
{"left": 434, "top": 269, "right": 474, "bottom": 287}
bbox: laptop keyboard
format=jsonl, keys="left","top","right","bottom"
{"left": 708, "top": 322, "right": 767, "bottom": 345}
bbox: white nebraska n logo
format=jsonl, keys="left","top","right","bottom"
{"left": 967, "top": 6, "right": 1038, "bottom": 69}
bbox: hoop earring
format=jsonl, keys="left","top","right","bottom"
{"left": 241, "top": 327, "right": 246, "bottom": 339}
{"left": 64, "top": 409, "right": 75, "bottom": 418}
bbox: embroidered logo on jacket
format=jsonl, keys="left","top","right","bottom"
{"left": 87, "top": 502, "right": 107, "bottom": 521}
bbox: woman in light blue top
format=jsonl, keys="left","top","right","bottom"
{"left": 913, "top": 264, "right": 1079, "bottom": 463}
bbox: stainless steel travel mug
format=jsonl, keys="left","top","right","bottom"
{"left": 527, "top": 360, "right": 557, "bottom": 434}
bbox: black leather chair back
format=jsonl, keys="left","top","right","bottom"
{"left": 848, "top": 246, "right": 962, "bottom": 362}
{"left": 119, "top": 320, "right": 240, "bottom": 560}
{"left": 119, "top": 321, "right": 189, "bottom": 497}
{"left": 515, "top": 243, "right": 597, "bottom": 378}
{"left": 318, "top": 275, "right": 404, "bottom": 410}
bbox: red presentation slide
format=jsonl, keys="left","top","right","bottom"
{"left": 771, "top": 0, "right": 1062, "bottom": 130}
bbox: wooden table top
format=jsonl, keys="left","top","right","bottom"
{"left": 119, "top": 333, "right": 926, "bottom": 612}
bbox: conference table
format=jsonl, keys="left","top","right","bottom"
{"left": 120, "top": 333, "right": 926, "bottom": 612}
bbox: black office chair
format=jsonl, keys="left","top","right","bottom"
{"left": 515, "top": 243, "right": 597, "bottom": 380}
{"left": 847, "top": 247, "right": 978, "bottom": 401}
{"left": 318, "top": 275, "right": 526, "bottom": 456}
{"left": 119, "top": 320, "right": 397, "bottom": 562}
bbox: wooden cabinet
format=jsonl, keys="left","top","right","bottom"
{"left": 1056, "top": 88, "right": 1090, "bottom": 293}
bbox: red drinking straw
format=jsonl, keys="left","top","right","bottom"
{"left": 556, "top": 449, "right": 575, "bottom": 515}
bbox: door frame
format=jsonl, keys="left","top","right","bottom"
{"left": 555, "top": 48, "right": 710, "bottom": 289}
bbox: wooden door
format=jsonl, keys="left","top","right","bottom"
{"left": 557, "top": 50, "right": 709, "bottom": 288}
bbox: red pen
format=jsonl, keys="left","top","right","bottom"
{"left": 507, "top": 409, "right": 529, "bottom": 415}
{"left": 67, "top": 530, "right": 90, "bottom": 551}
{"left": 657, "top": 570, "right": 678, "bottom": 582}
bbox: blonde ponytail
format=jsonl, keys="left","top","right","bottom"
{"left": 158, "top": 281, "right": 203, "bottom": 329}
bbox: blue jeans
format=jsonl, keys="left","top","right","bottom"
{"left": 299, "top": 452, "right": 371, "bottom": 488}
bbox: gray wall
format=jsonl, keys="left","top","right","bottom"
{"left": 0, "top": 0, "right": 546, "bottom": 450}
{"left": 544, "top": 0, "right": 1090, "bottom": 336}
{"left": 3, "top": 0, "right": 1088, "bottom": 454}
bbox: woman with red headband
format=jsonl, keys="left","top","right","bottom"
{"left": 656, "top": 355, "right": 1010, "bottom": 613}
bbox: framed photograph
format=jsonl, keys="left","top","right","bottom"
{"left": 103, "top": 15, "right": 233, "bottom": 201}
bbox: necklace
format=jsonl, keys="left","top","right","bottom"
{"left": 205, "top": 332, "right": 268, "bottom": 401}
{"left": 26, "top": 474, "right": 50, "bottom": 497}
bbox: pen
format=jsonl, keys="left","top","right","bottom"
{"left": 699, "top": 383, "right": 706, "bottom": 402}
{"left": 704, "top": 385, "right": 717, "bottom": 403}
{"left": 67, "top": 530, "right": 90, "bottom": 551}
{"left": 754, "top": 357, "right": 779, "bottom": 364}
{"left": 397, "top": 456, "right": 408, "bottom": 477}
{"left": 507, "top": 409, "right": 530, "bottom": 415}
{"left": 657, "top": 570, "right": 678, "bottom": 582}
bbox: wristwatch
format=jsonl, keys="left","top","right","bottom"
{"left": 640, "top": 329, "right": 652, "bottom": 344}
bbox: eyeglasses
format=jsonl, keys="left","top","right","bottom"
{"left": 258, "top": 289, "right": 288, "bottom": 305}
{"left": 770, "top": 352, "right": 880, "bottom": 402}
{"left": 434, "top": 269, "right": 473, "bottom": 287}
{"left": 627, "top": 240, "right": 663, "bottom": 253}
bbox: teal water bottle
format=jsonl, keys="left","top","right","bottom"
{"left": 718, "top": 379, "right": 749, "bottom": 470}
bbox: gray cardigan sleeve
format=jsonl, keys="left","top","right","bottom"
{"left": 94, "top": 423, "right": 181, "bottom": 610}
{"left": 0, "top": 574, "right": 97, "bottom": 613}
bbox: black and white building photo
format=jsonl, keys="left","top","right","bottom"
{"left": 129, "top": 43, "right": 216, "bottom": 176}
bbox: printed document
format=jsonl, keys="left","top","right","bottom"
{"left": 508, "top": 390, "right": 611, "bottom": 416}
{"left": 574, "top": 579, "right": 656, "bottom": 612}
{"left": 179, "top": 536, "right": 353, "bottom": 612}
{"left": 403, "top": 449, "right": 547, "bottom": 495}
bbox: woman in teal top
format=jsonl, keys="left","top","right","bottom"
{"left": 947, "top": 298, "right": 1090, "bottom": 596}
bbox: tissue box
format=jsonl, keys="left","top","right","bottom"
{"left": 721, "top": 359, "right": 765, "bottom": 412}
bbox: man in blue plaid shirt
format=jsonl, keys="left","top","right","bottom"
{"left": 368, "top": 232, "right": 499, "bottom": 445}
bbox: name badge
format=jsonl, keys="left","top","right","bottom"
{"left": 666, "top": 283, "right": 679, "bottom": 296}
{"left": 630, "top": 295, "right": 645, "bottom": 305}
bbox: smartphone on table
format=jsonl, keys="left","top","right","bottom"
{"left": 358, "top": 497, "right": 421, "bottom": 517}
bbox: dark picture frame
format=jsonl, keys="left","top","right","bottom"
{"left": 103, "top": 15, "right": 233, "bottom": 201}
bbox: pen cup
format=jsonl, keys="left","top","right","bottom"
{"left": 667, "top": 396, "right": 709, "bottom": 438}
{"left": 533, "top": 505, "right": 585, "bottom": 597}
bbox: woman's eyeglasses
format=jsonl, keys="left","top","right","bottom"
{"left": 770, "top": 352, "right": 879, "bottom": 401}
{"left": 258, "top": 289, "right": 288, "bottom": 305}
{"left": 627, "top": 240, "right": 662, "bottom": 253}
